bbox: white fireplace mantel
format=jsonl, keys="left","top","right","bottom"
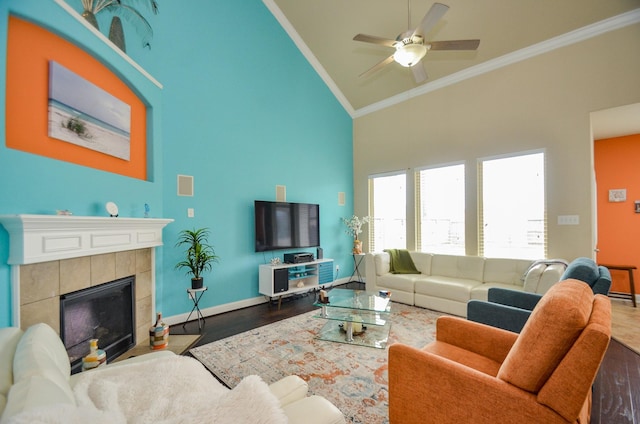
{"left": 0, "top": 214, "right": 174, "bottom": 265}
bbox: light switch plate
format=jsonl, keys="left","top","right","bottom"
{"left": 558, "top": 215, "right": 579, "bottom": 225}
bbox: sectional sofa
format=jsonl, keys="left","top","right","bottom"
{"left": 365, "top": 252, "right": 566, "bottom": 317}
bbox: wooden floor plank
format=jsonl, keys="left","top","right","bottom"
{"left": 594, "top": 340, "right": 634, "bottom": 423}
{"left": 621, "top": 341, "right": 640, "bottom": 423}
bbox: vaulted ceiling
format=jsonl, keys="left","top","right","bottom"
{"left": 267, "top": 0, "right": 640, "bottom": 117}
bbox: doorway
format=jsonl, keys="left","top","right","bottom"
{"left": 592, "top": 102, "right": 640, "bottom": 302}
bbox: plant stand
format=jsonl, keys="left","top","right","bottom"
{"left": 348, "top": 253, "right": 366, "bottom": 283}
{"left": 183, "top": 287, "right": 208, "bottom": 332}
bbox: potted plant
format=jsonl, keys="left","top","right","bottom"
{"left": 175, "top": 228, "right": 219, "bottom": 289}
{"left": 80, "top": 0, "right": 159, "bottom": 51}
{"left": 341, "top": 215, "right": 371, "bottom": 254}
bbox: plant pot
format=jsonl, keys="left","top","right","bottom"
{"left": 191, "top": 277, "right": 204, "bottom": 290}
{"left": 353, "top": 240, "right": 363, "bottom": 254}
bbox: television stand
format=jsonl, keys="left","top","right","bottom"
{"left": 259, "top": 258, "right": 334, "bottom": 306}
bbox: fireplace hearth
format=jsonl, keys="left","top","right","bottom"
{"left": 60, "top": 275, "right": 135, "bottom": 374}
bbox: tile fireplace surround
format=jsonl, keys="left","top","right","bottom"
{"left": 0, "top": 215, "right": 173, "bottom": 346}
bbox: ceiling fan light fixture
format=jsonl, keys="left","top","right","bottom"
{"left": 394, "top": 43, "right": 427, "bottom": 67}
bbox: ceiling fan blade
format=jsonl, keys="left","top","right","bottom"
{"left": 429, "top": 39, "right": 480, "bottom": 51}
{"left": 412, "top": 2, "right": 449, "bottom": 39}
{"left": 359, "top": 54, "right": 395, "bottom": 79}
{"left": 353, "top": 34, "right": 397, "bottom": 48}
{"left": 411, "top": 62, "right": 428, "bottom": 83}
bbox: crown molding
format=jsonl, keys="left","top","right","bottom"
{"left": 353, "top": 8, "right": 640, "bottom": 118}
{"left": 263, "top": 2, "right": 640, "bottom": 120}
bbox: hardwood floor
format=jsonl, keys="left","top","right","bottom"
{"left": 172, "top": 283, "right": 337, "bottom": 346}
{"left": 593, "top": 339, "right": 640, "bottom": 423}
{"left": 171, "top": 284, "right": 640, "bottom": 423}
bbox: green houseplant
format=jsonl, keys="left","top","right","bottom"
{"left": 175, "top": 228, "right": 219, "bottom": 289}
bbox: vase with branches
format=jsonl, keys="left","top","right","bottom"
{"left": 342, "top": 215, "right": 370, "bottom": 254}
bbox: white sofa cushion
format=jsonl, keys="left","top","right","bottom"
{"left": 522, "top": 263, "right": 548, "bottom": 292}
{"left": 6, "top": 323, "right": 76, "bottom": 420}
{"left": 525, "top": 263, "right": 567, "bottom": 294}
{"left": 483, "top": 258, "right": 532, "bottom": 286}
{"left": 268, "top": 375, "right": 308, "bottom": 407}
{"left": 374, "top": 253, "right": 390, "bottom": 276}
{"left": 525, "top": 263, "right": 566, "bottom": 293}
{"left": 13, "top": 323, "right": 71, "bottom": 384}
{"left": 282, "top": 395, "right": 346, "bottom": 424}
{"left": 470, "top": 282, "right": 528, "bottom": 300}
{"left": 414, "top": 276, "right": 482, "bottom": 302}
{"left": 0, "top": 327, "right": 23, "bottom": 414}
{"left": 378, "top": 274, "right": 421, "bottom": 293}
{"left": 1, "top": 375, "right": 76, "bottom": 421}
{"left": 430, "top": 254, "right": 485, "bottom": 281}
{"left": 409, "top": 252, "right": 432, "bottom": 274}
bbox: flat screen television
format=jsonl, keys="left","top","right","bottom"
{"left": 254, "top": 200, "right": 320, "bottom": 252}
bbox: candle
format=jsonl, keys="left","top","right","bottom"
{"left": 351, "top": 315, "right": 363, "bottom": 333}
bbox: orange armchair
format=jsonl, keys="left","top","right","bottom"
{"left": 389, "top": 279, "right": 611, "bottom": 424}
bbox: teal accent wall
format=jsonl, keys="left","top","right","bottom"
{"left": 0, "top": 0, "right": 354, "bottom": 327}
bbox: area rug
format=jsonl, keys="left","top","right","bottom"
{"left": 190, "top": 303, "right": 443, "bottom": 424}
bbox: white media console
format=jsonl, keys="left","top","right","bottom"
{"left": 259, "top": 258, "right": 334, "bottom": 299}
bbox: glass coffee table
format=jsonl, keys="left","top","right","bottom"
{"left": 313, "top": 289, "right": 392, "bottom": 349}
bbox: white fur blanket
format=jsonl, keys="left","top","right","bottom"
{"left": 6, "top": 356, "right": 287, "bottom": 424}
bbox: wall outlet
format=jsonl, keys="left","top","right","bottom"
{"left": 187, "top": 208, "right": 194, "bottom": 218}
{"left": 336, "top": 265, "right": 340, "bottom": 272}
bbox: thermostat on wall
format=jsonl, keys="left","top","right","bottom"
{"left": 608, "top": 189, "right": 626, "bottom": 202}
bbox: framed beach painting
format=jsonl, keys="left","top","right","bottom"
{"left": 48, "top": 61, "right": 132, "bottom": 161}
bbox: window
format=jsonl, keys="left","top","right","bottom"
{"left": 416, "top": 164, "right": 465, "bottom": 255}
{"left": 369, "top": 172, "right": 406, "bottom": 252}
{"left": 479, "top": 151, "right": 546, "bottom": 259}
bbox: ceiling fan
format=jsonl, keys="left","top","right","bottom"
{"left": 353, "top": 2, "right": 480, "bottom": 83}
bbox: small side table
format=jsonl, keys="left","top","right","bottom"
{"left": 183, "top": 287, "right": 208, "bottom": 331}
{"left": 600, "top": 264, "right": 637, "bottom": 308}
{"left": 349, "top": 254, "right": 366, "bottom": 284}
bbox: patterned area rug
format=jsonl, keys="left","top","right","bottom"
{"left": 190, "top": 303, "right": 443, "bottom": 424}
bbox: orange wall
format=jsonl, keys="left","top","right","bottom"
{"left": 6, "top": 17, "right": 147, "bottom": 180}
{"left": 594, "top": 133, "right": 640, "bottom": 294}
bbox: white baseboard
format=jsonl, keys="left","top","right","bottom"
{"left": 163, "top": 277, "right": 365, "bottom": 327}
{"left": 163, "top": 296, "right": 268, "bottom": 326}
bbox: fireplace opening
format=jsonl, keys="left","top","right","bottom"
{"left": 60, "top": 276, "right": 135, "bottom": 374}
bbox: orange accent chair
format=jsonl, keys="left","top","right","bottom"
{"left": 389, "top": 279, "right": 611, "bottom": 423}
